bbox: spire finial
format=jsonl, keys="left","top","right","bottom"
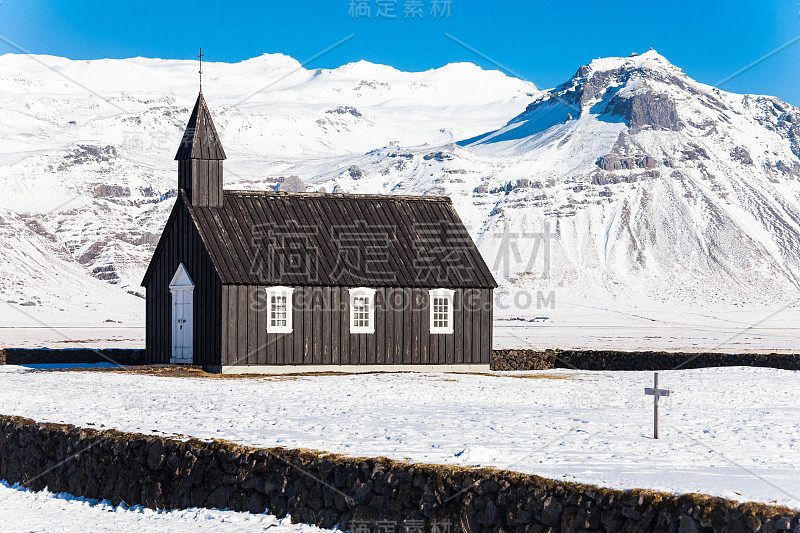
{"left": 198, "top": 48, "right": 203, "bottom": 90}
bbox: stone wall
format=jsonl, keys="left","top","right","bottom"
{"left": 0, "top": 348, "right": 145, "bottom": 366}
{"left": 491, "top": 349, "right": 800, "bottom": 372}
{"left": 4, "top": 348, "right": 798, "bottom": 373}
{"left": 1, "top": 415, "right": 797, "bottom": 532}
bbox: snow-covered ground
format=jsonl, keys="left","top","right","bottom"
{"left": 493, "top": 323, "right": 800, "bottom": 352}
{"left": 0, "top": 481, "right": 330, "bottom": 533}
{"left": 0, "top": 326, "right": 145, "bottom": 348}
{"left": 2, "top": 366, "right": 800, "bottom": 509}
{"left": 493, "top": 302, "right": 800, "bottom": 352}
{"left": 4, "top": 297, "right": 798, "bottom": 351}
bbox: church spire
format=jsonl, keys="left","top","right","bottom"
{"left": 175, "top": 92, "right": 226, "bottom": 161}
{"left": 175, "top": 90, "right": 226, "bottom": 207}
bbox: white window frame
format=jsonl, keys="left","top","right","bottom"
{"left": 429, "top": 288, "right": 454, "bottom": 334}
{"left": 349, "top": 287, "right": 376, "bottom": 334}
{"left": 266, "top": 286, "right": 294, "bottom": 334}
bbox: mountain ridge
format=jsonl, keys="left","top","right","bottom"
{"left": 1, "top": 50, "right": 799, "bottom": 339}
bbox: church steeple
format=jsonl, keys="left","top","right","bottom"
{"left": 175, "top": 91, "right": 226, "bottom": 207}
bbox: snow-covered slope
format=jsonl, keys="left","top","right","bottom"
{"left": 306, "top": 50, "right": 800, "bottom": 322}
{"left": 469, "top": 50, "right": 800, "bottom": 311}
{"left": 2, "top": 49, "right": 800, "bottom": 342}
{"left": 0, "top": 52, "right": 532, "bottom": 332}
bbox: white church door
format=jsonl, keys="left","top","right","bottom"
{"left": 169, "top": 264, "right": 194, "bottom": 364}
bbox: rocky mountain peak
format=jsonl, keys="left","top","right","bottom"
{"left": 551, "top": 50, "right": 688, "bottom": 119}
{"left": 449, "top": 51, "right": 800, "bottom": 309}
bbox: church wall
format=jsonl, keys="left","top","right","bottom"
{"left": 219, "top": 286, "right": 493, "bottom": 367}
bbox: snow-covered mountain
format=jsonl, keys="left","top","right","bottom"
{"left": 0, "top": 52, "right": 533, "bottom": 331}
{"left": 308, "top": 50, "right": 800, "bottom": 316}
{"left": 2, "top": 49, "right": 800, "bottom": 340}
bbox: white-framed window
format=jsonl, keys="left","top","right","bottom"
{"left": 429, "top": 288, "right": 454, "bottom": 334}
{"left": 266, "top": 286, "right": 294, "bottom": 333}
{"left": 349, "top": 287, "right": 376, "bottom": 334}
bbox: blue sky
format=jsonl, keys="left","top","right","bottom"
{"left": 2, "top": 0, "right": 799, "bottom": 104}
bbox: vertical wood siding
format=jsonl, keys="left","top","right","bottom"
{"left": 220, "top": 287, "right": 492, "bottom": 366}
{"left": 178, "top": 160, "right": 223, "bottom": 207}
{"left": 144, "top": 200, "right": 222, "bottom": 365}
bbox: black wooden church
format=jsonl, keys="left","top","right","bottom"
{"left": 142, "top": 91, "right": 496, "bottom": 372}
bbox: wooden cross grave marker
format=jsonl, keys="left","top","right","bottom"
{"left": 644, "top": 372, "right": 671, "bottom": 439}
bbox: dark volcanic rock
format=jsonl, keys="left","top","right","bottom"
{"left": 596, "top": 154, "right": 658, "bottom": 171}
{"left": 491, "top": 348, "right": 800, "bottom": 371}
{"left": 276, "top": 175, "right": 306, "bottom": 192}
{"left": 731, "top": 146, "right": 754, "bottom": 166}
{"left": 606, "top": 90, "right": 681, "bottom": 132}
{"left": 325, "top": 105, "right": 362, "bottom": 118}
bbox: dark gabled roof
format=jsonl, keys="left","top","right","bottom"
{"left": 174, "top": 91, "right": 226, "bottom": 161}
{"left": 184, "top": 190, "right": 496, "bottom": 288}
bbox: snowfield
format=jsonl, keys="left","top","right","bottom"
{"left": 0, "top": 481, "right": 331, "bottom": 532}
{"left": 2, "top": 366, "right": 800, "bottom": 509}
{"left": 4, "top": 296, "right": 799, "bottom": 351}
{"left": 492, "top": 302, "right": 800, "bottom": 353}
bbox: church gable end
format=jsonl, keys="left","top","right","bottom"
{"left": 141, "top": 195, "right": 222, "bottom": 366}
